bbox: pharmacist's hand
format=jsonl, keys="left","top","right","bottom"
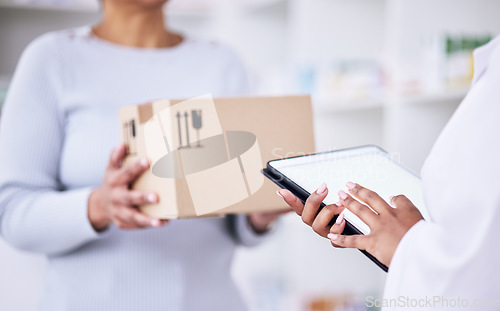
{"left": 248, "top": 209, "right": 291, "bottom": 234}
{"left": 88, "top": 144, "right": 167, "bottom": 231}
{"left": 278, "top": 184, "right": 345, "bottom": 238}
{"left": 328, "top": 182, "right": 423, "bottom": 267}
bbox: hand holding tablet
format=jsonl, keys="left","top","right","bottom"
{"left": 280, "top": 182, "right": 423, "bottom": 268}
{"left": 263, "top": 145, "right": 430, "bottom": 271}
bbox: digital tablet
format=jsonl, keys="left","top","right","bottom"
{"left": 262, "top": 145, "right": 430, "bottom": 272}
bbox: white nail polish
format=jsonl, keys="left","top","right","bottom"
{"left": 147, "top": 193, "right": 157, "bottom": 203}
{"left": 276, "top": 190, "right": 284, "bottom": 199}
{"left": 335, "top": 213, "right": 344, "bottom": 225}
{"left": 316, "top": 183, "right": 327, "bottom": 194}
{"left": 328, "top": 233, "right": 338, "bottom": 241}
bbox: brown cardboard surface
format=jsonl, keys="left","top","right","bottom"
{"left": 119, "top": 95, "right": 315, "bottom": 219}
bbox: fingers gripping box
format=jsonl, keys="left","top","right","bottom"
{"left": 119, "top": 94, "right": 315, "bottom": 219}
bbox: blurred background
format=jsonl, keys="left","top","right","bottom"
{"left": 1, "top": 0, "right": 500, "bottom": 310}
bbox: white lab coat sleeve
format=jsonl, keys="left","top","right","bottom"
{"left": 382, "top": 39, "right": 500, "bottom": 310}
{"left": 383, "top": 220, "right": 452, "bottom": 308}
{"left": 0, "top": 35, "right": 106, "bottom": 256}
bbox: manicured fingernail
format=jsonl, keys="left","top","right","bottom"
{"left": 328, "top": 233, "right": 338, "bottom": 241}
{"left": 151, "top": 219, "right": 162, "bottom": 227}
{"left": 147, "top": 193, "right": 157, "bottom": 203}
{"left": 346, "top": 182, "right": 356, "bottom": 190}
{"left": 112, "top": 147, "right": 120, "bottom": 161}
{"left": 335, "top": 213, "right": 344, "bottom": 224}
{"left": 335, "top": 202, "right": 342, "bottom": 207}
{"left": 276, "top": 190, "right": 284, "bottom": 199}
{"left": 338, "top": 190, "right": 348, "bottom": 200}
{"left": 316, "top": 183, "right": 327, "bottom": 194}
{"left": 388, "top": 195, "right": 394, "bottom": 202}
{"left": 140, "top": 158, "right": 149, "bottom": 168}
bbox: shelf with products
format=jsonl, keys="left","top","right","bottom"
{"left": 312, "top": 94, "right": 384, "bottom": 113}
{"left": 386, "top": 87, "right": 469, "bottom": 106}
{"left": 312, "top": 87, "right": 468, "bottom": 114}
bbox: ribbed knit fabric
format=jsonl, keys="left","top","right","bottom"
{"left": 0, "top": 27, "right": 266, "bottom": 311}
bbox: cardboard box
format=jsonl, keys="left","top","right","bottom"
{"left": 119, "top": 94, "right": 315, "bottom": 219}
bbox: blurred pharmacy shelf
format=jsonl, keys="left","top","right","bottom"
{"left": 313, "top": 96, "right": 384, "bottom": 113}
{"left": 388, "top": 87, "right": 469, "bottom": 106}
{"left": 312, "top": 87, "right": 468, "bottom": 113}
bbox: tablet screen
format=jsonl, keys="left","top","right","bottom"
{"left": 268, "top": 146, "right": 430, "bottom": 234}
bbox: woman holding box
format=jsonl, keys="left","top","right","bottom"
{"left": 0, "top": 0, "right": 283, "bottom": 310}
{"left": 279, "top": 37, "right": 500, "bottom": 310}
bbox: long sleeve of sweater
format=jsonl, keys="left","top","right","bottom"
{"left": 0, "top": 35, "right": 103, "bottom": 255}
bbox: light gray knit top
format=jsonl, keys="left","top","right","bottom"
{"left": 0, "top": 27, "right": 265, "bottom": 311}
